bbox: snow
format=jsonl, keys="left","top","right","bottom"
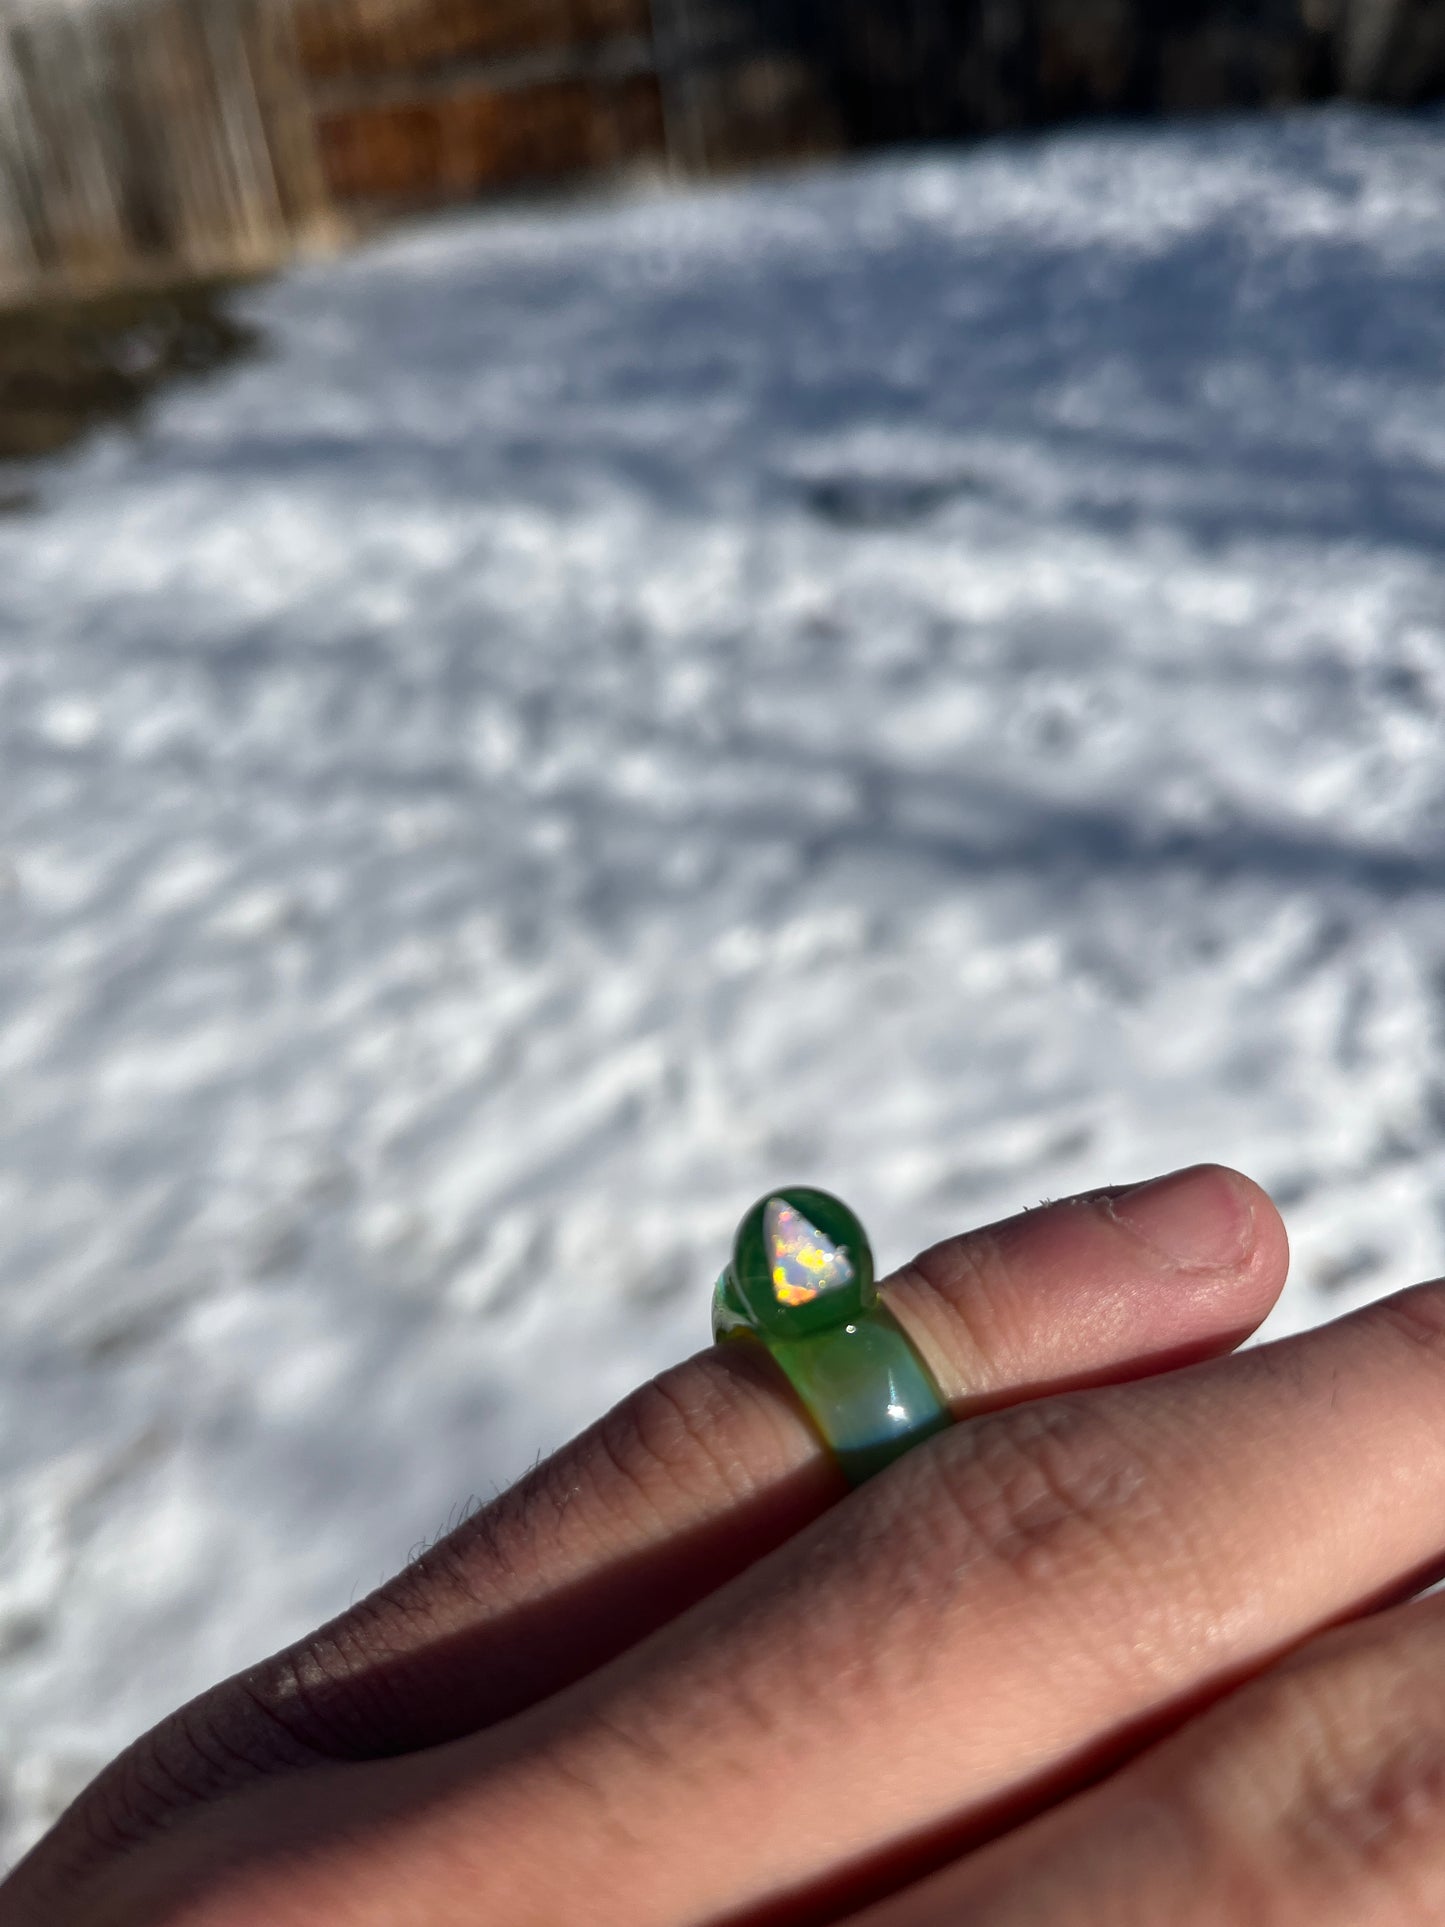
{"left": 4, "top": 106, "right": 1445, "bottom": 1863}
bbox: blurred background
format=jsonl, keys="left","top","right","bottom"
{"left": 4, "top": 0, "right": 1445, "bottom": 1869}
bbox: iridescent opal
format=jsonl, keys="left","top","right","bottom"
{"left": 724, "top": 1185, "right": 873, "bottom": 1340}
{"left": 763, "top": 1197, "right": 855, "bottom": 1307}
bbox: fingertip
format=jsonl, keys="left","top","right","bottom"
{"left": 1100, "top": 1163, "right": 1290, "bottom": 1344}
{"left": 1106, "top": 1163, "right": 1288, "bottom": 1303}
{"left": 1226, "top": 1164, "right": 1291, "bottom": 1306}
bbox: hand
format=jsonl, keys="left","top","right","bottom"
{"left": 6, "top": 1164, "right": 1445, "bottom": 1926}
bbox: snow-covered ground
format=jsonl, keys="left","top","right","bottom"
{"left": 4, "top": 105, "right": 1445, "bottom": 1864}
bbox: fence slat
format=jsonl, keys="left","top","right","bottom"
{"left": 0, "top": 0, "right": 330, "bottom": 303}
{"left": 2, "top": 0, "right": 1445, "bottom": 307}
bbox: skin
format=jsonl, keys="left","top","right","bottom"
{"left": 8, "top": 1164, "right": 1445, "bottom": 1924}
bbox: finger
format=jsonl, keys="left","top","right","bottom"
{"left": 865, "top": 1592, "right": 1445, "bottom": 1926}
{"left": 10, "top": 1166, "right": 1283, "bottom": 1901}
{"left": 297, "top": 1276, "right": 1445, "bottom": 1927}
{"left": 223, "top": 1165, "right": 1283, "bottom": 1744}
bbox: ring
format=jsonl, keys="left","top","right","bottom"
{"left": 713, "top": 1186, "right": 952, "bottom": 1484}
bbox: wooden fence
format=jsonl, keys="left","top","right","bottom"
{"left": 2, "top": 0, "right": 1445, "bottom": 306}
{"left": 0, "top": 0, "right": 331, "bottom": 303}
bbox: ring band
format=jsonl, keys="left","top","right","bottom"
{"left": 712, "top": 1186, "right": 951, "bottom": 1485}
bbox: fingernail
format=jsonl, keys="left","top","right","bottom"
{"left": 1109, "top": 1165, "right": 1253, "bottom": 1270}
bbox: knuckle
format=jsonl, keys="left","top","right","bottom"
{"left": 922, "top": 1397, "right": 1166, "bottom": 1597}
{"left": 587, "top": 1357, "right": 770, "bottom": 1525}
{"left": 893, "top": 1227, "right": 1021, "bottom": 1383}
{"left": 1281, "top": 1661, "right": 1445, "bottom": 1889}
{"left": 795, "top": 1398, "right": 1195, "bottom": 1718}
{"left": 1184, "top": 1619, "right": 1445, "bottom": 1918}
{"left": 237, "top": 1619, "right": 397, "bottom": 1763}
{"left": 1302, "top": 1726, "right": 1445, "bottom": 1893}
{"left": 399, "top": 1353, "right": 788, "bottom": 1610}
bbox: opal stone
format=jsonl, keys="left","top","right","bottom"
{"left": 762, "top": 1196, "right": 855, "bottom": 1307}
{"left": 725, "top": 1185, "right": 874, "bottom": 1340}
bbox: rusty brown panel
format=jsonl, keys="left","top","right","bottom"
{"left": 293, "top": 0, "right": 652, "bottom": 83}
{"left": 315, "top": 71, "right": 664, "bottom": 201}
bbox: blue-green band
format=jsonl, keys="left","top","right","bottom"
{"left": 713, "top": 1268, "right": 951, "bottom": 1485}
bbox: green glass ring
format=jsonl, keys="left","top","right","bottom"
{"left": 712, "top": 1186, "right": 951, "bottom": 1485}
